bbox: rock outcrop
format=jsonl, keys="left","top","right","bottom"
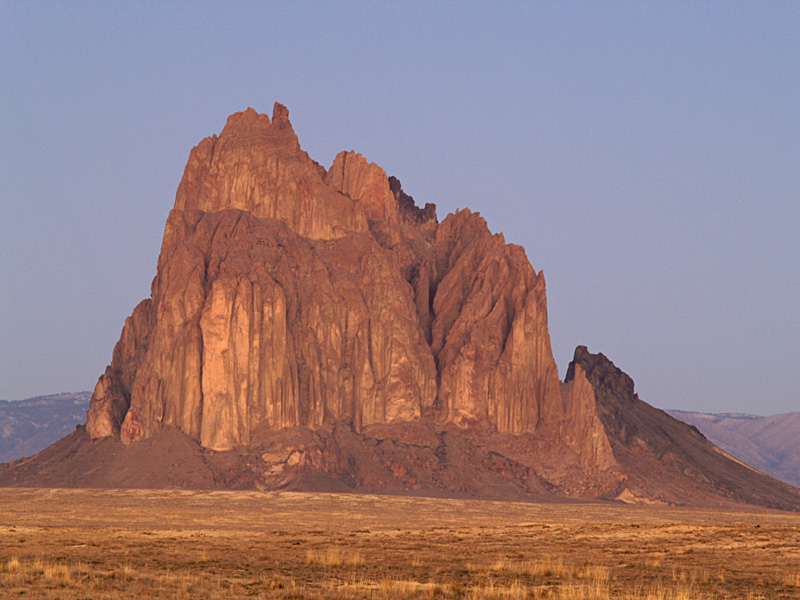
{"left": 567, "top": 346, "right": 800, "bottom": 509}
{"left": 87, "top": 102, "right": 601, "bottom": 462}
{"left": 10, "top": 102, "right": 797, "bottom": 509}
{"left": 174, "top": 106, "right": 369, "bottom": 238}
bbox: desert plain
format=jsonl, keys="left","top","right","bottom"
{"left": 1, "top": 488, "right": 798, "bottom": 599}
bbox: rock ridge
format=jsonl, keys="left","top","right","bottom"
{"left": 566, "top": 346, "right": 800, "bottom": 509}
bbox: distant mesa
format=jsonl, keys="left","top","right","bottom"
{"left": 2, "top": 103, "right": 798, "bottom": 510}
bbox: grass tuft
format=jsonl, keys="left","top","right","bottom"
{"left": 306, "top": 546, "right": 365, "bottom": 568}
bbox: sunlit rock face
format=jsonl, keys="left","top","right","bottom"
{"left": 173, "top": 105, "right": 370, "bottom": 239}
{"left": 559, "top": 364, "right": 616, "bottom": 470}
{"left": 86, "top": 103, "right": 610, "bottom": 463}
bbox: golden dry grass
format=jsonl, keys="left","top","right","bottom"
{"left": 0, "top": 488, "right": 798, "bottom": 599}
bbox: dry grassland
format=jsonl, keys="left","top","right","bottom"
{"left": 1, "top": 488, "right": 799, "bottom": 599}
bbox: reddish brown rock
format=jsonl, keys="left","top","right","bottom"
{"left": 560, "top": 364, "right": 616, "bottom": 470}
{"left": 69, "top": 104, "right": 800, "bottom": 506}
{"left": 103, "top": 211, "right": 438, "bottom": 451}
{"left": 565, "top": 346, "right": 800, "bottom": 509}
{"left": 428, "top": 209, "right": 564, "bottom": 433}
{"left": 62, "top": 103, "right": 800, "bottom": 509}
{"left": 324, "top": 150, "right": 398, "bottom": 222}
{"left": 89, "top": 103, "right": 579, "bottom": 454}
{"left": 174, "top": 104, "right": 371, "bottom": 239}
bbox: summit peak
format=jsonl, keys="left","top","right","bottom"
{"left": 271, "top": 102, "right": 291, "bottom": 126}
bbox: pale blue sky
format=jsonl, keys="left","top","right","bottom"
{"left": 1, "top": 2, "right": 798, "bottom": 414}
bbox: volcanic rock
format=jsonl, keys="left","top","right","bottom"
{"left": 567, "top": 346, "right": 800, "bottom": 510}
{"left": 5, "top": 103, "right": 800, "bottom": 509}
{"left": 86, "top": 103, "right": 589, "bottom": 457}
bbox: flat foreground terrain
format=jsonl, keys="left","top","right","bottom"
{"left": 1, "top": 489, "right": 799, "bottom": 599}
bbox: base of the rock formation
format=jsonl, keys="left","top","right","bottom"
{"left": 0, "top": 422, "right": 593, "bottom": 502}
{"left": 4, "top": 368, "right": 800, "bottom": 511}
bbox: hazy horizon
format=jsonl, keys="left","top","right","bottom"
{"left": 2, "top": 2, "right": 798, "bottom": 415}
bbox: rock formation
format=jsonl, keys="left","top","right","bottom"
{"left": 5, "top": 103, "right": 799, "bottom": 510}
{"left": 567, "top": 346, "right": 800, "bottom": 509}
{"left": 86, "top": 102, "right": 604, "bottom": 461}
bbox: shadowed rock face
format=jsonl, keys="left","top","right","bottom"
{"left": 86, "top": 103, "right": 595, "bottom": 458}
{"left": 566, "top": 346, "right": 800, "bottom": 510}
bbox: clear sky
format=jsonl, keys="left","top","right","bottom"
{"left": 1, "top": 2, "right": 798, "bottom": 415}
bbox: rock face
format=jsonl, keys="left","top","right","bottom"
{"left": 567, "top": 346, "right": 800, "bottom": 510}
{"left": 174, "top": 106, "right": 369, "bottom": 238}
{"left": 87, "top": 103, "right": 600, "bottom": 460}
